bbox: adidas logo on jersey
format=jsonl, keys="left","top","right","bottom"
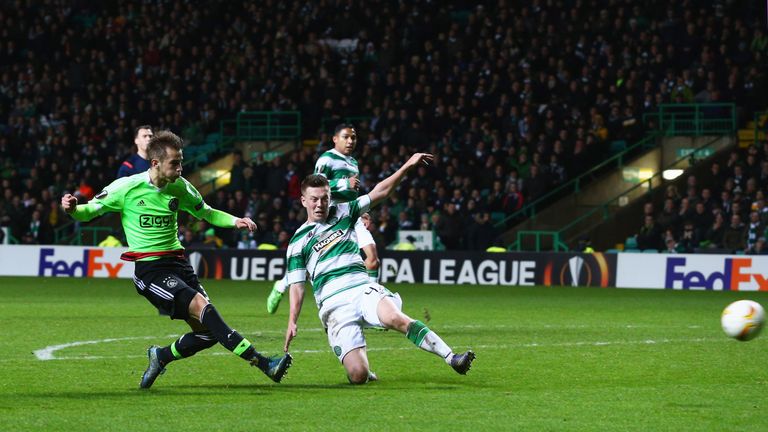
{"left": 137, "top": 200, "right": 146, "bottom": 206}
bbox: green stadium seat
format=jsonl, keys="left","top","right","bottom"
{"left": 610, "top": 140, "right": 627, "bottom": 154}
{"left": 204, "top": 133, "right": 221, "bottom": 146}
{"left": 491, "top": 212, "right": 506, "bottom": 224}
{"left": 624, "top": 236, "right": 638, "bottom": 249}
{"left": 642, "top": 249, "right": 659, "bottom": 253}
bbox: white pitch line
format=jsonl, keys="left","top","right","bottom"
{"left": 33, "top": 335, "right": 177, "bottom": 360}
{"left": 32, "top": 335, "right": 727, "bottom": 361}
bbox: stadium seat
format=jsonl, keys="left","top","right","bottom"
{"left": 624, "top": 236, "right": 638, "bottom": 250}
{"left": 604, "top": 249, "right": 620, "bottom": 253}
{"left": 610, "top": 140, "right": 627, "bottom": 154}
{"left": 490, "top": 212, "right": 506, "bottom": 224}
{"left": 642, "top": 249, "right": 659, "bottom": 253}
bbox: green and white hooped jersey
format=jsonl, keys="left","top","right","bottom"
{"left": 70, "top": 171, "right": 235, "bottom": 257}
{"left": 285, "top": 195, "right": 372, "bottom": 307}
{"left": 314, "top": 149, "right": 359, "bottom": 203}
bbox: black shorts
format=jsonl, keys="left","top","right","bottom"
{"left": 132, "top": 257, "right": 209, "bottom": 320}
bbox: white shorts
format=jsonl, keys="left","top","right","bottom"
{"left": 318, "top": 283, "right": 402, "bottom": 362}
{"left": 354, "top": 217, "right": 375, "bottom": 249}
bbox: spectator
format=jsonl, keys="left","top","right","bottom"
{"left": 434, "top": 203, "right": 463, "bottom": 250}
{"left": 722, "top": 214, "right": 747, "bottom": 253}
{"left": 656, "top": 198, "right": 680, "bottom": 232}
{"left": 677, "top": 221, "right": 700, "bottom": 253}
{"left": 393, "top": 235, "right": 417, "bottom": 251}
{"left": 202, "top": 228, "right": 224, "bottom": 249}
{"left": 637, "top": 215, "right": 662, "bottom": 251}
{"left": 747, "top": 237, "right": 768, "bottom": 255}
{"left": 702, "top": 211, "right": 726, "bottom": 250}
{"left": 745, "top": 211, "right": 764, "bottom": 251}
{"left": 237, "top": 231, "right": 258, "bottom": 250}
{"left": 466, "top": 212, "right": 496, "bottom": 251}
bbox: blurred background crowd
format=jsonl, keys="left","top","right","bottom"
{"left": 0, "top": 0, "right": 765, "bottom": 251}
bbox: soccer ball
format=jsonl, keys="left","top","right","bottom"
{"left": 721, "top": 300, "right": 765, "bottom": 341}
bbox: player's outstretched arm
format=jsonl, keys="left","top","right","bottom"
{"left": 234, "top": 217, "right": 257, "bottom": 232}
{"left": 284, "top": 282, "right": 305, "bottom": 352}
{"left": 368, "top": 153, "right": 433, "bottom": 208}
{"left": 61, "top": 193, "right": 78, "bottom": 213}
{"left": 199, "top": 206, "right": 257, "bottom": 231}
{"left": 61, "top": 193, "right": 111, "bottom": 222}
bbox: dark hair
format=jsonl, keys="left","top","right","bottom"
{"left": 301, "top": 174, "right": 329, "bottom": 193}
{"left": 334, "top": 123, "right": 355, "bottom": 136}
{"left": 147, "top": 130, "right": 183, "bottom": 161}
{"left": 134, "top": 125, "right": 152, "bottom": 139}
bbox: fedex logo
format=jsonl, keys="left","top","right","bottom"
{"left": 38, "top": 248, "right": 124, "bottom": 277}
{"left": 665, "top": 257, "right": 768, "bottom": 290}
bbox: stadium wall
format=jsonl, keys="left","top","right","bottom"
{"left": 1, "top": 245, "right": 765, "bottom": 291}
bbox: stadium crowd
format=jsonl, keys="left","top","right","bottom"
{"left": 631, "top": 142, "right": 768, "bottom": 254}
{"left": 0, "top": 0, "right": 766, "bottom": 251}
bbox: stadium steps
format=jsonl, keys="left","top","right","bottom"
{"left": 187, "top": 140, "right": 296, "bottom": 197}
{"left": 738, "top": 112, "right": 767, "bottom": 148}
{"left": 502, "top": 135, "right": 735, "bottom": 251}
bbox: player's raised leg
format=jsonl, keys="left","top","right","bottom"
{"left": 187, "top": 294, "right": 292, "bottom": 382}
{"left": 267, "top": 276, "right": 288, "bottom": 314}
{"left": 376, "top": 293, "right": 475, "bottom": 375}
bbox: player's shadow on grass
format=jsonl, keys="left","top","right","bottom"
{"left": 168, "top": 382, "right": 464, "bottom": 392}
{"left": 22, "top": 382, "right": 466, "bottom": 399}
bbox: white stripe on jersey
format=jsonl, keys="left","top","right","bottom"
{"left": 315, "top": 149, "right": 359, "bottom": 178}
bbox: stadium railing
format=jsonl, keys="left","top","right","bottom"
{"left": 320, "top": 116, "right": 374, "bottom": 134}
{"left": 553, "top": 134, "right": 725, "bottom": 250}
{"left": 754, "top": 110, "right": 767, "bottom": 144}
{"left": 494, "top": 132, "right": 660, "bottom": 230}
{"left": 642, "top": 103, "right": 736, "bottom": 136}
{"left": 497, "top": 103, "right": 737, "bottom": 241}
{"left": 507, "top": 134, "right": 723, "bottom": 252}
{"left": 508, "top": 230, "right": 569, "bottom": 252}
{"left": 53, "top": 224, "right": 114, "bottom": 246}
{"left": 185, "top": 111, "right": 302, "bottom": 172}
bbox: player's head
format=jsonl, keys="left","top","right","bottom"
{"left": 134, "top": 125, "right": 153, "bottom": 155}
{"left": 332, "top": 123, "right": 357, "bottom": 156}
{"left": 300, "top": 174, "right": 331, "bottom": 223}
{"left": 148, "top": 130, "right": 184, "bottom": 183}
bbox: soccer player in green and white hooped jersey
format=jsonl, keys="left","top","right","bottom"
{"left": 282, "top": 152, "right": 475, "bottom": 384}
{"left": 266, "top": 124, "right": 380, "bottom": 313}
{"left": 61, "top": 130, "right": 292, "bottom": 389}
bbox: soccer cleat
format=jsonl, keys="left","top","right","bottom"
{"left": 450, "top": 350, "right": 475, "bottom": 375}
{"left": 255, "top": 353, "right": 293, "bottom": 383}
{"left": 266, "top": 281, "right": 284, "bottom": 314}
{"left": 367, "top": 371, "right": 378, "bottom": 382}
{"left": 139, "top": 345, "right": 166, "bottom": 389}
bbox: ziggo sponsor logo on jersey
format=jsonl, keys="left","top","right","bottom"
{"left": 665, "top": 257, "right": 768, "bottom": 290}
{"left": 38, "top": 248, "right": 124, "bottom": 277}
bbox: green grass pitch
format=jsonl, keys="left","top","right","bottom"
{"left": 1, "top": 276, "right": 767, "bottom": 431}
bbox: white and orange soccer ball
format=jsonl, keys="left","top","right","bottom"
{"left": 721, "top": 300, "right": 765, "bottom": 341}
